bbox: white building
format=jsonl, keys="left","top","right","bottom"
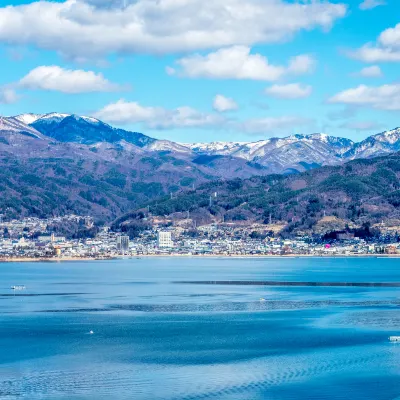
{"left": 158, "top": 231, "right": 174, "bottom": 248}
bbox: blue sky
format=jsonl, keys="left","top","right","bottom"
{"left": 1, "top": 0, "right": 400, "bottom": 143}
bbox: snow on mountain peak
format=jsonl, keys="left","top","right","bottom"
{"left": 374, "top": 127, "right": 400, "bottom": 144}
{"left": 37, "top": 113, "right": 71, "bottom": 123}
{"left": 0, "top": 116, "right": 43, "bottom": 138}
{"left": 14, "top": 113, "right": 104, "bottom": 127}
{"left": 14, "top": 113, "right": 43, "bottom": 125}
{"left": 81, "top": 116, "right": 102, "bottom": 124}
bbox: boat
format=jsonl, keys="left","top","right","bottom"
{"left": 89, "top": 330, "right": 94, "bottom": 334}
{"left": 259, "top": 298, "right": 266, "bottom": 302}
{"left": 11, "top": 285, "right": 26, "bottom": 290}
{"left": 389, "top": 336, "right": 400, "bottom": 342}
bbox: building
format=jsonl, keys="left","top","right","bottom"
{"left": 117, "top": 235, "right": 130, "bottom": 251}
{"left": 158, "top": 231, "right": 174, "bottom": 248}
{"left": 37, "top": 233, "right": 66, "bottom": 243}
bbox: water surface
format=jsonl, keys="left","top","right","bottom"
{"left": 0, "top": 257, "right": 399, "bottom": 399}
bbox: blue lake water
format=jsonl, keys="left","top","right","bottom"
{"left": 0, "top": 257, "right": 400, "bottom": 399}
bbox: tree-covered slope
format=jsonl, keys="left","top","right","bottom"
{"left": 119, "top": 153, "right": 400, "bottom": 235}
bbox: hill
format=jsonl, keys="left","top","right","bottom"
{"left": 118, "top": 153, "right": 400, "bottom": 236}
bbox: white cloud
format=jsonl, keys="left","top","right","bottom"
{"left": 340, "top": 120, "right": 384, "bottom": 130}
{"left": 355, "top": 65, "right": 383, "bottom": 78}
{"left": 350, "top": 23, "right": 400, "bottom": 62}
{"left": 94, "top": 99, "right": 309, "bottom": 135}
{"left": 287, "top": 54, "right": 316, "bottom": 75}
{"left": 350, "top": 45, "right": 400, "bottom": 63}
{"left": 94, "top": 99, "right": 225, "bottom": 129}
{"left": 359, "top": 0, "right": 386, "bottom": 10}
{"left": 329, "top": 84, "right": 400, "bottom": 111}
{"left": 0, "top": 88, "right": 19, "bottom": 104}
{"left": 169, "top": 46, "right": 315, "bottom": 81}
{"left": 238, "top": 116, "right": 313, "bottom": 134}
{"left": 18, "top": 65, "right": 121, "bottom": 94}
{"left": 213, "top": 95, "right": 238, "bottom": 112}
{"left": 0, "top": 0, "right": 347, "bottom": 60}
{"left": 265, "top": 83, "right": 312, "bottom": 99}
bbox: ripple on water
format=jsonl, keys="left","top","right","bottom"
{"left": 0, "top": 345, "right": 395, "bottom": 400}
{"left": 319, "top": 309, "right": 400, "bottom": 330}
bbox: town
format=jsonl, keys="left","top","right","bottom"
{"left": 0, "top": 214, "right": 400, "bottom": 260}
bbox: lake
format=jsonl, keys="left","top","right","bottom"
{"left": 0, "top": 257, "right": 399, "bottom": 399}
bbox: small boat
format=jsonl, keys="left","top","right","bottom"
{"left": 11, "top": 285, "right": 26, "bottom": 290}
{"left": 389, "top": 336, "right": 400, "bottom": 342}
{"left": 259, "top": 298, "right": 266, "bottom": 302}
{"left": 89, "top": 330, "right": 94, "bottom": 335}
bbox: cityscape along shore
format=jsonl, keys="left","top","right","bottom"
{"left": 1, "top": 214, "right": 400, "bottom": 261}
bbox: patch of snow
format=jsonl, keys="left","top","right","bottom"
{"left": 0, "top": 117, "right": 43, "bottom": 138}
{"left": 35, "top": 113, "right": 70, "bottom": 123}
{"left": 81, "top": 116, "right": 102, "bottom": 124}
{"left": 147, "top": 140, "right": 191, "bottom": 153}
{"left": 13, "top": 113, "right": 43, "bottom": 125}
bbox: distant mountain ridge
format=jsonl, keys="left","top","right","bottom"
{"left": 12, "top": 113, "right": 400, "bottom": 174}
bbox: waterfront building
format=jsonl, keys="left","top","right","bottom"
{"left": 158, "top": 231, "right": 174, "bottom": 248}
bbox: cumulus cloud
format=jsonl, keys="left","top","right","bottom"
{"left": 354, "top": 65, "right": 383, "bottom": 78}
{"left": 350, "top": 45, "right": 400, "bottom": 63}
{"left": 169, "top": 46, "right": 315, "bottom": 81}
{"left": 350, "top": 23, "right": 400, "bottom": 62}
{"left": 94, "top": 99, "right": 226, "bottom": 129}
{"left": 359, "top": 0, "right": 386, "bottom": 10}
{"left": 0, "top": 88, "right": 19, "bottom": 104}
{"left": 0, "top": 0, "right": 346, "bottom": 60}
{"left": 18, "top": 66, "right": 121, "bottom": 94}
{"left": 265, "top": 83, "right": 312, "bottom": 99}
{"left": 213, "top": 95, "right": 238, "bottom": 112}
{"left": 340, "top": 120, "right": 384, "bottom": 130}
{"left": 329, "top": 84, "right": 400, "bottom": 111}
{"left": 94, "top": 99, "right": 309, "bottom": 135}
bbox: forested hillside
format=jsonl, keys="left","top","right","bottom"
{"left": 118, "top": 153, "right": 400, "bottom": 235}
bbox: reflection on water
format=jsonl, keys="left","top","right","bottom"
{"left": 0, "top": 257, "right": 399, "bottom": 399}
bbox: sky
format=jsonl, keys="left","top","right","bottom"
{"left": 0, "top": 0, "right": 400, "bottom": 143}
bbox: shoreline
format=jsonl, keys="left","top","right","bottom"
{"left": 0, "top": 256, "right": 116, "bottom": 263}
{"left": 0, "top": 254, "right": 399, "bottom": 262}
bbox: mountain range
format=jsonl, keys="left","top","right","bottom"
{"left": 12, "top": 113, "right": 400, "bottom": 174}
{"left": 2, "top": 111, "right": 400, "bottom": 221}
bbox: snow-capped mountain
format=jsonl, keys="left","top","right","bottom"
{"left": 344, "top": 128, "right": 400, "bottom": 160}
{"left": 13, "top": 113, "right": 44, "bottom": 125}
{"left": 187, "top": 141, "right": 248, "bottom": 156}
{"left": 6, "top": 112, "right": 400, "bottom": 174}
{"left": 0, "top": 116, "right": 43, "bottom": 139}
{"left": 146, "top": 139, "right": 191, "bottom": 153}
{"left": 182, "top": 133, "right": 355, "bottom": 172}
{"left": 14, "top": 113, "right": 155, "bottom": 147}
